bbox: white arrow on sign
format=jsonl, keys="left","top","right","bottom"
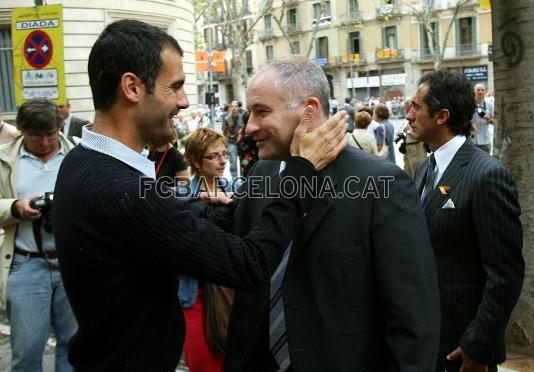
{"left": 41, "top": 44, "right": 49, "bottom": 53}
{"left": 27, "top": 47, "right": 36, "bottom": 53}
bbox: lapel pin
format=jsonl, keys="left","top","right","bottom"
{"left": 438, "top": 186, "right": 450, "bottom": 195}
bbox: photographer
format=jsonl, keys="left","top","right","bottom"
{"left": 471, "top": 83, "right": 494, "bottom": 153}
{"left": 0, "top": 99, "right": 77, "bottom": 371}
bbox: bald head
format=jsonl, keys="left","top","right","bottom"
{"left": 474, "top": 84, "right": 486, "bottom": 102}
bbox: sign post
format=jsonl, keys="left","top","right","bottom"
{"left": 11, "top": 4, "right": 66, "bottom": 106}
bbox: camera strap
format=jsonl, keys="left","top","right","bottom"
{"left": 32, "top": 219, "right": 59, "bottom": 269}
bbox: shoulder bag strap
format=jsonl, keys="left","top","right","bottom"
{"left": 351, "top": 133, "right": 363, "bottom": 150}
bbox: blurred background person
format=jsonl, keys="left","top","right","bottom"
{"left": 237, "top": 111, "right": 259, "bottom": 178}
{"left": 0, "top": 108, "right": 18, "bottom": 145}
{"left": 173, "top": 112, "right": 189, "bottom": 149}
{"left": 148, "top": 126, "right": 189, "bottom": 187}
{"left": 471, "top": 83, "right": 494, "bottom": 154}
{"left": 373, "top": 103, "right": 396, "bottom": 163}
{"left": 399, "top": 97, "right": 428, "bottom": 179}
{"left": 348, "top": 111, "right": 377, "bottom": 155}
{"left": 57, "top": 100, "right": 89, "bottom": 142}
{"left": 0, "top": 99, "right": 77, "bottom": 371}
{"left": 223, "top": 101, "right": 243, "bottom": 180}
{"left": 197, "top": 109, "right": 211, "bottom": 129}
{"left": 179, "top": 128, "right": 234, "bottom": 372}
{"left": 187, "top": 110, "right": 199, "bottom": 133}
{"left": 342, "top": 97, "right": 355, "bottom": 132}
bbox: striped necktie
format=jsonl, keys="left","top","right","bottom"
{"left": 421, "top": 154, "right": 437, "bottom": 205}
{"left": 269, "top": 242, "right": 292, "bottom": 371}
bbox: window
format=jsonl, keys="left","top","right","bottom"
{"left": 264, "top": 15, "right": 272, "bottom": 32}
{"left": 383, "top": 26, "right": 397, "bottom": 49}
{"left": 349, "top": 31, "right": 360, "bottom": 54}
{"left": 457, "top": 17, "right": 476, "bottom": 54}
{"left": 316, "top": 36, "right": 329, "bottom": 59}
{"left": 313, "top": 1, "right": 331, "bottom": 20}
{"left": 0, "top": 28, "right": 16, "bottom": 113}
{"left": 421, "top": 22, "right": 439, "bottom": 57}
{"left": 288, "top": 9, "right": 298, "bottom": 26}
{"left": 290, "top": 41, "right": 300, "bottom": 55}
{"left": 266, "top": 45, "right": 274, "bottom": 61}
{"left": 349, "top": 0, "right": 360, "bottom": 18}
{"left": 246, "top": 50, "right": 253, "bottom": 73}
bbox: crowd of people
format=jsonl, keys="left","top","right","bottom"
{"left": 0, "top": 18, "right": 524, "bottom": 372}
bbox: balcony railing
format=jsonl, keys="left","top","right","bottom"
{"left": 312, "top": 55, "right": 367, "bottom": 68}
{"left": 411, "top": 43, "right": 484, "bottom": 62}
{"left": 311, "top": 16, "right": 332, "bottom": 27}
{"left": 339, "top": 11, "right": 362, "bottom": 25}
{"left": 258, "top": 29, "right": 276, "bottom": 40}
{"left": 447, "top": 0, "right": 477, "bottom": 7}
{"left": 455, "top": 43, "right": 481, "bottom": 57}
{"left": 375, "top": 48, "right": 405, "bottom": 62}
{"left": 283, "top": 23, "right": 302, "bottom": 35}
{"left": 376, "top": 4, "right": 401, "bottom": 19}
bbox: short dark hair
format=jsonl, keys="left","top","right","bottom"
{"left": 16, "top": 98, "right": 62, "bottom": 132}
{"left": 418, "top": 70, "right": 475, "bottom": 137}
{"left": 88, "top": 19, "right": 183, "bottom": 111}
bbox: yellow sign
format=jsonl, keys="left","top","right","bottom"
{"left": 11, "top": 4, "right": 66, "bottom": 106}
{"left": 479, "top": 0, "right": 491, "bottom": 10}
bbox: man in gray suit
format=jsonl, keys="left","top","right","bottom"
{"left": 58, "top": 101, "right": 89, "bottom": 141}
{"left": 410, "top": 70, "right": 524, "bottom": 372}
{"left": 224, "top": 56, "right": 441, "bottom": 372}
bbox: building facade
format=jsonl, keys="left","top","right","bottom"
{"left": 201, "top": 0, "right": 492, "bottom": 105}
{"left": 0, "top": 0, "right": 197, "bottom": 121}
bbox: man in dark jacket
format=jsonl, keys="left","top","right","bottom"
{"left": 224, "top": 56, "right": 441, "bottom": 372}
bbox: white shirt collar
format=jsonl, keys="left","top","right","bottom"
{"left": 432, "top": 135, "right": 466, "bottom": 183}
{"left": 80, "top": 124, "right": 155, "bottom": 179}
{"left": 279, "top": 161, "right": 286, "bottom": 175}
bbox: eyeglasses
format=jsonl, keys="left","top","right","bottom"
{"left": 27, "top": 131, "right": 59, "bottom": 141}
{"left": 203, "top": 151, "right": 229, "bottom": 161}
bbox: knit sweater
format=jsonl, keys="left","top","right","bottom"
{"left": 52, "top": 145, "right": 317, "bottom": 371}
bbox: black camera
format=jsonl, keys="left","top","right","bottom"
{"left": 477, "top": 107, "right": 486, "bottom": 118}
{"left": 30, "top": 192, "right": 53, "bottom": 233}
{"left": 394, "top": 132, "right": 406, "bottom": 144}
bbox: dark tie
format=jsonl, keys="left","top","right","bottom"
{"left": 269, "top": 242, "right": 292, "bottom": 371}
{"left": 421, "top": 154, "right": 436, "bottom": 204}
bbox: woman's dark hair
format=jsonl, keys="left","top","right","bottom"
{"left": 88, "top": 19, "right": 183, "bottom": 111}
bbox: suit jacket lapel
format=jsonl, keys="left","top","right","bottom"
{"left": 423, "top": 141, "right": 475, "bottom": 221}
{"left": 414, "top": 158, "right": 429, "bottom": 196}
{"left": 290, "top": 161, "right": 336, "bottom": 263}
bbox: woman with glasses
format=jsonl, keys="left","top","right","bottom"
{"left": 179, "top": 128, "right": 233, "bottom": 372}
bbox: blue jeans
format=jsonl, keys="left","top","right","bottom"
{"left": 227, "top": 142, "right": 238, "bottom": 180}
{"left": 6, "top": 253, "right": 77, "bottom": 372}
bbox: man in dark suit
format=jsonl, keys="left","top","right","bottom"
{"left": 58, "top": 100, "right": 89, "bottom": 141}
{"left": 224, "top": 56, "right": 441, "bottom": 372}
{"left": 409, "top": 70, "right": 524, "bottom": 372}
